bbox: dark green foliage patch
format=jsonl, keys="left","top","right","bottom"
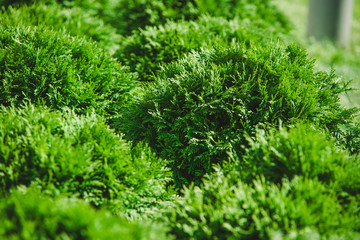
{"left": 121, "top": 43, "right": 359, "bottom": 187}
{"left": 110, "top": 0, "right": 291, "bottom": 36}
{"left": 107, "top": 0, "right": 290, "bottom": 35}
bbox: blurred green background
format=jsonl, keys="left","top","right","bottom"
{"left": 275, "top": 0, "right": 360, "bottom": 108}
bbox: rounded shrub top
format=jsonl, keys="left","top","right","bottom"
{"left": 0, "top": 188, "right": 171, "bottom": 240}
{"left": 121, "top": 42, "right": 358, "bottom": 188}
{"left": 229, "top": 124, "right": 360, "bottom": 196}
{"left": 159, "top": 175, "right": 360, "bottom": 239}
{"left": 0, "top": 24, "right": 136, "bottom": 117}
{"left": 0, "top": 2, "right": 121, "bottom": 54}
{"left": 115, "top": 15, "right": 289, "bottom": 82}
{"left": 157, "top": 124, "right": 360, "bottom": 239}
{"left": 116, "top": 0, "right": 291, "bottom": 35}
{"left": 20, "top": 0, "right": 290, "bottom": 36}
{"left": 0, "top": 104, "right": 175, "bottom": 217}
{"left": 110, "top": 0, "right": 290, "bottom": 35}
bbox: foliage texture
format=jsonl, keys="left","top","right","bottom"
{"left": 3, "top": 0, "right": 290, "bottom": 36}
{"left": 0, "top": 2, "right": 121, "bottom": 54}
{"left": 158, "top": 124, "right": 360, "bottom": 239}
{"left": 0, "top": 187, "right": 172, "bottom": 240}
{"left": 228, "top": 124, "right": 360, "bottom": 196}
{"left": 121, "top": 43, "right": 359, "bottom": 187}
{"left": 0, "top": 24, "right": 136, "bottom": 118}
{"left": 115, "top": 15, "right": 289, "bottom": 82}
{"left": 0, "top": 105, "right": 175, "bottom": 217}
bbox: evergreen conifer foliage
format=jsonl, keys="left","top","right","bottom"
{"left": 115, "top": 15, "right": 288, "bottom": 82}
{"left": 0, "top": 188, "right": 172, "bottom": 240}
{"left": 0, "top": 24, "right": 136, "bottom": 117}
{"left": 121, "top": 43, "right": 359, "bottom": 188}
{"left": 0, "top": 2, "right": 121, "bottom": 54}
{"left": 0, "top": 105, "right": 175, "bottom": 217}
{"left": 5, "top": 0, "right": 289, "bottom": 37}
{"left": 228, "top": 124, "right": 360, "bottom": 196}
{"left": 158, "top": 124, "right": 360, "bottom": 239}
{"left": 160, "top": 175, "right": 360, "bottom": 239}
{"left": 110, "top": 0, "right": 290, "bottom": 35}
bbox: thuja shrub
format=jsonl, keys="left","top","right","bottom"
{"left": 0, "top": 24, "right": 136, "bottom": 117}
{"left": 158, "top": 124, "right": 360, "bottom": 239}
{"left": 38, "top": 0, "right": 290, "bottom": 36}
{"left": 159, "top": 175, "right": 360, "bottom": 239}
{"left": 0, "top": 105, "right": 175, "bottom": 217}
{"left": 114, "top": 0, "right": 290, "bottom": 35}
{"left": 121, "top": 43, "right": 359, "bottom": 188}
{"left": 115, "top": 15, "right": 288, "bottom": 82}
{"left": 193, "top": 0, "right": 291, "bottom": 34}
{"left": 92, "top": 0, "right": 197, "bottom": 36}
{"left": 0, "top": 188, "right": 171, "bottom": 240}
{"left": 1, "top": 0, "right": 290, "bottom": 35}
{"left": 228, "top": 124, "right": 360, "bottom": 196}
{"left": 0, "top": 2, "right": 121, "bottom": 54}
{"left": 0, "top": 0, "right": 196, "bottom": 35}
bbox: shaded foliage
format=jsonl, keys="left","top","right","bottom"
{"left": 121, "top": 43, "right": 359, "bottom": 187}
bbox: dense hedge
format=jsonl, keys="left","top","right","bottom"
{"left": 161, "top": 177, "right": 360, "bottom": 239}
{"left": 0, "top": 105, "right": 176, "bottom": 217}
{"left": 105, "top": 0, "right": 291, "bottom": 36}
{"left": 0, "top": 2, "right": 121, "bottom": 54}
{"left": 3, "top": 0, "right": 290, "bottom": 36}
{"left": 158, "top": 124, "right": 360, "bottom": 239}
{"left": 0, "top": 188, "right": 172, "bottom": 240}
{"left": 121, "top": 43, "right": 359, "bottom": 187}
{"left": 109, "top": 0, "right": 290, "bottom": 35}
{"left": 1, "top": 1, "right": 359, "bottom": 239}
{"left": 228, "top": 124, "right": 360, "bottom": 196}
{"left": 115, "top": 15, "right": 289, "bottom": 82}
{"left": 0, "top": 24, "right": 136, "bottom": 117}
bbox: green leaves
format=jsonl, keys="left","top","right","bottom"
{"left": 162, "top": 177, "right": 351, "bottom": 239}
{"left": 0, "top": 0, "right": 359, "bottom": 239}
{"left": 115, "top": 15, "right": 290, "bottom": 82}
{"left": 121, "top": 42, "right": 358, "bottom": 188}
{"left": 0, "top": 24, "right": 136, "bottom": 119}
{"left": 228, "top": 123, "right": 360, "bottom": 195}
{"left": 0, "top": 104, "right": 176, "bottom": 217}
{"left": 158, "top": 124, "right": 360, "bottom": 239}
{"left": 59, "top": 0, "right": 290, "bottom": 36}
{"left": 0, "top": 187, "right": 172, "bottom": 240}
{"left": 0, "top": 2, "right": 121, "bottom": 54}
